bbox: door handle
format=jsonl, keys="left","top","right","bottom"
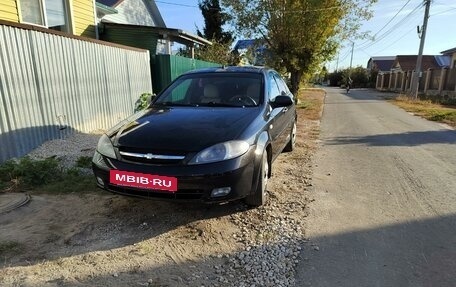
{"left": 282, "top": 107, "right": 288, "bottom": 113}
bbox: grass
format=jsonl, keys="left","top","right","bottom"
{"left": 0, "top": 241, "right": 23, "bottom": 256}
{"left": 76, "top": 156, "right": 93, "bottom": 169}
{"left": 392, "top": 95, "right": 456, "bottom": 127}
{"left": 0, "top": 156, "right": 96, "bottom": 193}
{"left": 297, "top": 88, "right": 325, "bottom": 120}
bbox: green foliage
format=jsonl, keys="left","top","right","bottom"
{"left": 393, "top": 96, "right": 456, "bottom": 127}
{"left": 441, "top": 98, "right": 456, "bottom": 106}
{"left": 0, "top": 157, "right": 61, "bottom": 190}
{"left": 327, "top": 66, "right": 369, "bottom": 88}
{"left": 369, "top": 69, "right": 379, "bottom": 87}
{"left": 0, "top": 241, "right": 23, "bottom": 256}
{"left": 222, "top": 0, "right": 377, "bottom": 94}
{"left": 197, "top": 0, "right": 233, "bottom": 44}
{"left": 43, "top": 172, "right": 96, "bottom": 194}
{"left": 194, "top": 39, "right": 237, "bottom": 65}
{"left": 344, "top": 66, "right": 369, "bottom": 88}
{"left": 76, "top": 156, "right": 92, "bottom": 169}
{"left": 134, "top": 93, "right": 154, "bottom": 113}
{"left": 328, "top": 70, "right": 344, "bottom": 86}
{"left": 0, "top": 157, "right": 95, "bottom": 193}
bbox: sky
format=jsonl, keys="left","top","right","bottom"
{"left": 156, "top": 0, "right": 456, "bottom": 71}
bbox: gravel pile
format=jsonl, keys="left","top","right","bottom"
{"left": 27, "top": 132, "right": 101, "bottom": 170}
{"left": 206, "top": 199, "right": 307, "bottom": 287}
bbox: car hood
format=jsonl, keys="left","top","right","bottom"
{"left": 112, "top": 106, "right": 259, "bottom": 152}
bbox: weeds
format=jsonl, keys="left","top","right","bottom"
{"left": 298, "top": 89, "right": 325, "bottom": 120}
{"left": 0, "top": 241, "right": 23, "bottom": 256}
{"left": 0, "top": 157, "right": 61, "bottom": 191}
{"left": 392, "top": 95, "right": 456, "bottom": 127}
{"left": 0, "top": 157, "right": 95, "bottom": 193}
{"left": 76, "top": 156, "right": 92, "bottom": 169}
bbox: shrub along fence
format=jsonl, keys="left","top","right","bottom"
{"left": 0, "top": 21, "right": 152, "bottom": 162}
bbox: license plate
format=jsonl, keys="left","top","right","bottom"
{"left": 109, "top": 170, "right": 177, "bottom": 192}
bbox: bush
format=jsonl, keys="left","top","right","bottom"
{"left": 76, "top": 156, "right": 92, "bottom": 169}
{"left": 0, "top": 157, "right": 96, "bottom": 193}
{"left": 134, "top": 93, "right": 154, "bottom": 112}
{"left": 0, "top": 157, "right": 62, "bottom": 190}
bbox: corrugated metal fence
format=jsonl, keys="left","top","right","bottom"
{"left": 0, "top": 23, "right": 153, "bottom": 162}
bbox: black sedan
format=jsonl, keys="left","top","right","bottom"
{"left": 92, "top": 66, "right": 297, "bottom": 206}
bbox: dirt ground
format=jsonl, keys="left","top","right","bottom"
{"left": 0, "top": 89, "right": 324, "bottom": 287}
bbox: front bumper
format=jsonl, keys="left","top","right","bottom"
{"left": 92, "top": 147, "right": 259, "bottom": 203}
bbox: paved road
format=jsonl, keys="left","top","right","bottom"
{"left": 296, "top": 88, "right": 456, "bottom": 287}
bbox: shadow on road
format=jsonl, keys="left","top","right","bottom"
{"left": 325, "top": 129, "right": 456, "bottom": 147}
{"left": 4, "top": 212, "right": 454, "bottom": 286}
{"left": 296, "top": 214, "right": 456, "bottom": 287}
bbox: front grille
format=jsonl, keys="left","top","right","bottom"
{"left": 108, "top": 184, "right": 205, "bottom": 200}
{"left": 118, "top": 147, "right": 187, "bottom": 165}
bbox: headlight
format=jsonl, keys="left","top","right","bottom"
{"left": 96, "top": 134, "right": 116, "bottom": 159}
{"left": 189, "top": 141, "right": 250, "bottom": 164}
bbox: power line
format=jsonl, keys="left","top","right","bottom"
{"left": 361, "top": 10, "right": 422, "bottom": 54}
{"left": 356, "top": 2, "right": 423, "bottom": 51}
{"left": 155, "top": 1, "right": 198, "bottom": 8}
{"left": 356, "top": 1, "right": 412, "bottom": 48}
{"left": 430, "top": 6, "right": 456, "bottom": 16}
{"left": 373, "top": 1, "right": 412, "bottom": 39}
{"left": 371, "top": 25, "right": 416, "bottom": 55}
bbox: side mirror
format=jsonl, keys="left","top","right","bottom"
{"left": 270, "top": 95, "right": 293, "bottom": 108}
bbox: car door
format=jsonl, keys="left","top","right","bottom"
{"left": 267, "top": 71, "right": 290, "bottom": 158}
{"left": 273, "top": 72, "right": 296, "bottom": 147}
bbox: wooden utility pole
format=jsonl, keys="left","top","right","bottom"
{"left": 410, "top": 0, "right": 431, "bottom": 99}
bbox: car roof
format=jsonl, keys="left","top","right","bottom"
{"left": 183, "top": 66, "right": 270, "bottom": 75}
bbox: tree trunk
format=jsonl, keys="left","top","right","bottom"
{"left": 290, "top": 70, "right": 303, "bottom": 102}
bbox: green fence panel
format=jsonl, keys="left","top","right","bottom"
{"left": 153, "top": 55, "right": 220, "bottom": 94}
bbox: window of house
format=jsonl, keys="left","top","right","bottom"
{"left": 20, "top": 0, "right": 72, "bottom": 33}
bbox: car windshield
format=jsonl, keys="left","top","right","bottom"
{"left": 154, "top": 73, "right": 263, "bottom": 107}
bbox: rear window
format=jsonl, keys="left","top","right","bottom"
{"left": 154, "top": 73, "right": 263, "bottom": 107}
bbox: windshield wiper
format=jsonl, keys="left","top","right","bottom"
{"left": 153, "top": 102, "right": 195, "bottom": 107}
{"left": 197, "top": 102, "right": 243, "bottom": 107}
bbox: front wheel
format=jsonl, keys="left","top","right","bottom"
{"left": 283, "top": 121, "right": 297, "bottom": 152}
{"left": 245, "top": 151, "right": 269, "bottom": 207}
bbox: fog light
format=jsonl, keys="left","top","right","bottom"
{"left": 211, "top": 187, "right": 231, "bottom": 197}
{"left": 96, "top": 177, "right": 105, "bottom": 187}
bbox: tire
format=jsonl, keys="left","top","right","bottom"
{"left": 245, "top": 151, "right": 269, "bottom": 207}
{"left": 283, "top": 121, "right": 297, "bottom": 152}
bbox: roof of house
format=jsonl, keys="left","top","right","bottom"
{"left": 435, "top": 55, "right": 451, "bottom": 67}
{"left": 97, "top": 0, "right": 166, "bottom": 27}
{"left": 393, "top": 55, "right": 442, "bottom": 71}
{"left": 367, "top": 57, "right": 395, "bottom": 72}
{"left": 96, "top": 2, "right": 118, "bottom": 15}
{"left": 233, "top": 39, "right": 266, "bottom": 51}
{"left": 97, "top": 0, "right": 124, "bottom": 8}
{"left": 441, "top": 47, "right": 456, "bottom": 55}
{"left": 374, "top": 60, "right": 395, "bottom": 71}
{"left": 102, "top": 22, "right": 212, "bottom": 46}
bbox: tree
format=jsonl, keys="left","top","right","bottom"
{"left": 327, "top": 66, "right": 369, "bottom": 88}
{"left": 196, "top": 41, "right": 237, "bottom": 65}
{"left": 222, "top": 0, "right": 376, "bottom": 96}
{"left": 197, "top": 0, "right": 232, "bottom": 44}
{"left": 343, "top": 66, "right": 368, "bottom": 88}
{"left": 195, "top": 0, "right": 234, "bottom": 64}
